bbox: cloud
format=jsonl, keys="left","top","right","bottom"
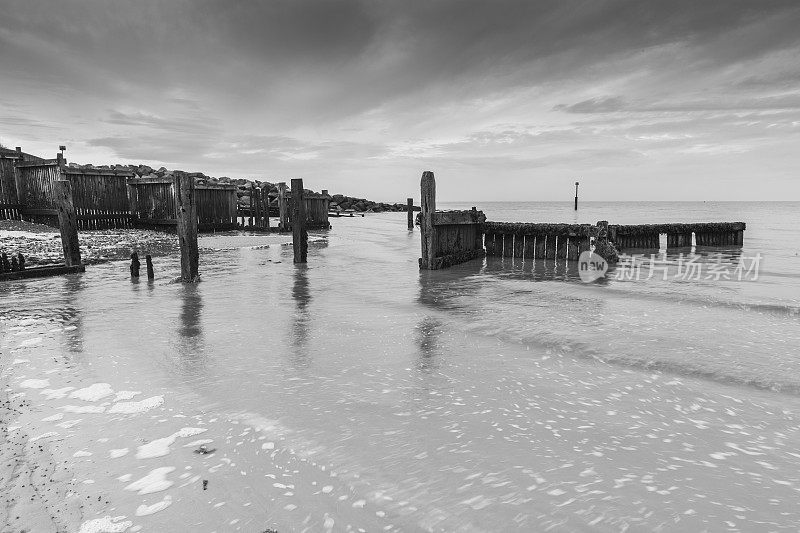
{"left": 1, "top": 0, "right": 800, "bottom": 199}
{"left": 554, "top": 97, "right": 627, "bottom": 114}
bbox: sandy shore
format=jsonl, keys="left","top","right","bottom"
{"left": 0, "top": 371, "right": 86, "bottom": 532}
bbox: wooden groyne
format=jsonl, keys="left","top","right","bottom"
{"left": 0, "top": 148, "right": 331, "bottom": 233}
{"left": 418, "top": 172, "right": 747, "bottom": 270}
{"left": 610, "top": 222, "right": 745, "bottom": 250}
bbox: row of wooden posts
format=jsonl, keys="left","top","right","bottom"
{"left": 33, "top": 175, "right": 311, "bottom": 284}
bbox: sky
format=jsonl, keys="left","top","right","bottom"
{"left": 1, "top": 0, "right": 799, "bottom": 202}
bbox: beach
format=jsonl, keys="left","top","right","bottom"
{"left": 2, "top": 202, "right": 800, "bottom": 532}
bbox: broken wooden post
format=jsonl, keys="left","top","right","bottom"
{"left": 175, "top": 172, "right": 199, "bottom": 282}
{"left": 17, "top": 253, "right": 25, "bottom": 271}
{"left": 291, "top": 178, "right": 308, "bottom": 263}
{"left": 419, "top": 171, "right": 437, "bottom": 270}
{"left": 11, "top": 256, "right": 19, "bottom": 272}
{"left": 146, "top": 254, "right": 154, "bottom": 279}
{"left": 54, "top": 180, "right": 81, "bottom": 267}
{"left": 1, "top": 253, "right": 9, "bottom": 272}
{"left": 130, "top": 252, "right": 140, "bottom": 277}
{"left": 278, "top": 182, "right": 288, "bottom": 231}
{"left": 407, "top": 198, "right": 414, "bottom": 230}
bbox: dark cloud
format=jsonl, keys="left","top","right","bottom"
{"left": 2, "top": 0, "right": 799, "bottom": 199}
{"left": 554, "top": 97, "right": 627, "bottom": 114}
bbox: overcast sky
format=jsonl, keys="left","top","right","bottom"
{"left": 1, "top": 1, "right": 798, "bottom": 201}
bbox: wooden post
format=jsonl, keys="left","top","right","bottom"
{"left": 420, "top": 171, "right": 436, "bottom": 270}
{"left": 253, "top": 187, "right": 261, "bottom": 227}
{"left": 574, "top": 181, "right": 579, "bottom": 210}
{"left": 523, "top": 234, "right": 536, "bottom": 259}
{"left": 130, "top": 252, "right": 140, "bottom": 277}
{"left": 175, "top": 172, "right": 199, "bottom": 282}
{"left": 278, "top": 182, "right": 288, "bottom": 231}
{"left": 53, "top": 180, "right": 81, "bottom": 267}
{"left": 407, "top": 197, "right": 414, "bottom": 230}
{"left": 146, "top": 254, "right": 154, "bottom": 279}
{"left": 291, "top": 178, "right": 308, "bottom": 263}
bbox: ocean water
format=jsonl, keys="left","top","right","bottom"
{"left": 2, "top": 201, "right": 800, "bottom": 532}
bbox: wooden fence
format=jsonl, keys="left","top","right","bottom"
{"left": 128, "top": 176, "right": 237, "bottom": 231}
{"left": 483, "top": 223, "right": 595, "bottom": 260}
{"left": 282, "top": 186, "right": 331, "bottom": 230}
{"left": 15, "top": 157, "right": 134, "bottom": 229}
{"left": 609, "top": 222, "right": 746, "bottom": 250}
{"left": 0, "top": 154, "right": 22, "bottom": 219}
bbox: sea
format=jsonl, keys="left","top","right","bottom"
{"left": 1, "top": 201, "right": 800, "bottom": 532}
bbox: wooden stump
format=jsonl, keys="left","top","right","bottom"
{"left": 175, "top": 172, "right": 199, "bottom": 282}
{"left": 419, "top": 171, "right": 437, "bottom": 269}
{"left": 54, "top": 180, "right": 81, "bottom": 267}
{"left": 407, "top": 198, "right": 414, "bottom": 230}
{"left": 291, "top": 178, "right": 308, "bottom": 264}
{"left": 130, "top": 252, "right": 140, "bottom": 278}
{"left": 146, "top": 254, "right": 154, "bottom": 279}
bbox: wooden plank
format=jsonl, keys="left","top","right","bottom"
{"left": 0, "top": 264, "right": 85, "bottom": 281}
{"left": 484, "top": 232, "right": 496, "bottom": 256}
{"left": 432, "top": 209, "right": 486, "bottom": 226}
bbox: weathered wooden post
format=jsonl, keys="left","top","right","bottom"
{"left": 278, "top": 182, "right": 288, "bottom": 231}
{"left": 175, "top": 172, "right": 199, "bottom": 282}
{"left": 574, "top": 181, "right": 579, "bottom": 210}
{"left": 53, "top": 180, "right": 81, "bottom": 267}
{"left": 419, "top": 171, "right": 437, "bottom": 270}
{"left": 407, "top": 198, "right": 414, "bottom": 230}
{"left": 17, "top": 253, "right": 25, "bottom": 271}
{"left": 291, "top": 178, "right": 308, "bottom": 263}
{"left": 130, "top": 252, "right": 140, "bottom": 277}
{"left": 145, "top": 254, "right": 154, "bottom": 279}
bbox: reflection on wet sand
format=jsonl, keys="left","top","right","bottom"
{"left": 176, "top": 283, "right": 205, "bottom": 374}
{"left": 290, "top": 264, "right": 311, "bottom": 366}
{"left": 61, "top": 274, "right": 86, "bottom": 357}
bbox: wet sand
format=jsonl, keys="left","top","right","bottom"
{"left": 2, "top": 212, "right": 800, "bottom": 531}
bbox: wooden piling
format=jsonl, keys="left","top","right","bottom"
{"left": 420, "top": 171, "right": 437, "bottom": 269}
{"left": 483, "top": 232, "right": 494, "bottom": 255}
{"left": 523, "top": 235, "right": 536, "bottom": 259}
{"left": 502, "top": 233, "right": 514, "bottom": 258}
{"left": 545, "top": 235, "right": 556, "bottom": 259}
{"left": 535, "top": 234, "right": 547, "bottom": 259}
{"left": 567, "top": 237, "right": 580, "bottom": 260}
{"left": 513, "top": 233, "right": 524, "bottom": 258}
{"left": 175, "top": 172, "right": 199, "bottom": 282}
{"left": 278, "top": 182, "right": 288, "bottom": 231}
{"left": 555, "top": 236, "right": 567, "bottom": 259}
{"left": 407, "top": 198, "right": 414, "bottom": 230}
{"left": 291, "top": 178, "right": 308, "bottom": 264}
{"left": 53, "top": 180, "right": 81, "bottom": 267}
{"left": 130, "top": 252, "right": 140, "bottom": 277}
